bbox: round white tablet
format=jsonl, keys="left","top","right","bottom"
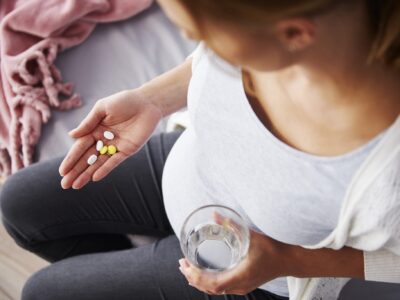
{"left": 96, "top": 140, "right": 104, "bottom": 151}
{"left": 87, "top": 154, "right": 98, "bottom": 165}
{"left": 103, "top": 131, "right": 114, "bottom": 140}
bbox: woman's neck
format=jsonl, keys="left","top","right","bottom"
{"left": 246, "top": 61, "right": 400, "bottom": 156}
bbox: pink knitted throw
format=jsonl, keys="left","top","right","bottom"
{"left": 0, "top": 0, "right": 153, "bottom": 177}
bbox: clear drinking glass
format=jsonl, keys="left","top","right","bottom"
{"left": 180, "top": 204, "right": 250, "bottom": 273}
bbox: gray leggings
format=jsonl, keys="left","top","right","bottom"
{"left": 0, "top": 131, "right": 288, "bottom": 300}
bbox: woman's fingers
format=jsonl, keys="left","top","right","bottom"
{"left": 92, "top": 152, "right": 125, "bottom": 182}
{"left": 68, "top": 151, "right": 125, "bottom": 189}
{"left": 60, "top": 145, "right": 100, "bottom": 189}
{"left": 69, "top": 101, "right": 105, "bottom": 138}
{"left": 179, "top": 257, "right": 244, "bottom": 296}
{"left": 70, "top": 153, "right": 110, "bottom": 189}
{"left": 213, "top": 211, "right": 243, "bottom": 235}
{"left": 60, "top": 129, "right": 107, "bottom": 188}
{"left": 59, "top": 135, "right": 95, "bottom": 176}
{"left": 60, "top": 126, "right": 128, "bottom": 188}
{"left": 61, "top": 139, "right": 125, "bottom": 189}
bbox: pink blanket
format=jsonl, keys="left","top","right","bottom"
{"left": 0, "top": 0, "right": 153, "bottom": 177}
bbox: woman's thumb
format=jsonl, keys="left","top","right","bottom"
{"left": 69, "top": 102, "right": 105, "bottom": 138}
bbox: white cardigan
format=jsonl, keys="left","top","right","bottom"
{"left": 288, "top": 115, "right": 400, "bottom": 299}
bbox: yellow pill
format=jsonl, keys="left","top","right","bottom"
{"left": 99, "top": 145, "right": 108, "bottom": 155}
{"left": 107, "top": 145, "right": 117, "bottom": 155}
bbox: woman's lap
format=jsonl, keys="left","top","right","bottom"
{"left": 22, "top": 235, "right": 286, "bottom": 300}
{"left": 22, "top": 235, "right": 190, "bottom": 300}
{"left": 0, "top": 130, "right": 288, "bottom": 300}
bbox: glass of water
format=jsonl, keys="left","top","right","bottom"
{"left": 180, "top": 205, "right": 250, "bottom": 273}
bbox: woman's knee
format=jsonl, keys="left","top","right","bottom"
{"left": 0, "top": 169, "right": 34, "bottom": 241}
{"left": 22, "top": 267, "right": 61, "bottom": 300}
{"left": 0, "top": 158, "right": 63, "bottom": 245}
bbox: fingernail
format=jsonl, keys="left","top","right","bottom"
{"left": 178, "top": 259, "right": 185, "bottom": 267}
{"left": 179, "top": 267, "right": 184, "bottom": 274}
{"left": 60, "top": 177, "right": 67, "bottom": 189}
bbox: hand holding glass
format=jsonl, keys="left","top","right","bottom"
{"left": 180, "top": 205, "right": 250, "bottom": 273}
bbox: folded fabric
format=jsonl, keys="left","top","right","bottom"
{"left": 0, "top": 0, "right": 153, "bottom": 177}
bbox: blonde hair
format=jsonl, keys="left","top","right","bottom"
{"left": 177, "top": 0, "right": 400, "bottom": 70}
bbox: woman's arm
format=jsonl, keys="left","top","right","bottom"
{"left": 287, "top": 245, "right": 364, "bottom": 279}
{"left": 137, "top": 58, "right": 192, "bottom": 117}
{"left": 287, "top": 243, "right": 400, "bottom": 283}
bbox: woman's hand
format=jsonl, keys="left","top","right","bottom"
{"left": 59, "top": 89, "right": 163, "bottom": 189}
{"left": 178, "top": 230, "right": 291, "bottom": 296}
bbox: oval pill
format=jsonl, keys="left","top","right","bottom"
{"left": 103, "top": 131, "right": 114, "bottom": 140}
{"left": 96, "top": 140, "right": 104, "bottom": 151}
{"left": 100, "top": 145, "right": 108, "bottom": 155}
{"left": 107, "top": 145, "right": 117, "bottom": 155}
{"left": 87, "top": 154, "right": 97, "bottom": 165}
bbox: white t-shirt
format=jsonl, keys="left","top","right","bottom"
{"left": 161, "top": 43, "right": 385, "bottom": 297}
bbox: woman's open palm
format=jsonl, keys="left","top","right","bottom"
{"left": 59, "top": 90, "right": 163, "bottom": 189}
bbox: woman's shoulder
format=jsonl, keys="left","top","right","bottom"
{"left": 190, "top": 42, "right": 241, "bottom": 79}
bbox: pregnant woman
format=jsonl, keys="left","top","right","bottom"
{"left": 1, "top": 0, "right": 400, "bottom": 299}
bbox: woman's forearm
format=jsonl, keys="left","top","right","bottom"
{"left": 136, "top": 58, "right": 192, "bottom": 117}
{"left": 287, "top": 245, "right": 364, "bottom": 279}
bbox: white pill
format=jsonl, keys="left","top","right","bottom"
{"left": 96, "top": 140, "right": 104, "bottom": 151}
{"left": 87, "top": 154, "right": 98, "bottom": 165}
{"left": 103, "top": 131, "right": 114, "bottom": 140}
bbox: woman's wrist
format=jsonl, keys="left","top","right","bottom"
{"left": 134, "top": 59, "right": 192, "bottom": 117}
{"left": 134, "top": 86, "right": 166, "bottom": 118}
{"left": 257, "top": 233, "right": 295, "bottom": 278}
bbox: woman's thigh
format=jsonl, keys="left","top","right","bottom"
{"left": 22, "top": 235, "right": 286, "bottom": 300}
{"left": 0, "top": 131, "right": 181, "bottom": 254}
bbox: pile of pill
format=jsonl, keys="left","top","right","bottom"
{"left": 87, "top": 130, "right": 118, "bottom": 165}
